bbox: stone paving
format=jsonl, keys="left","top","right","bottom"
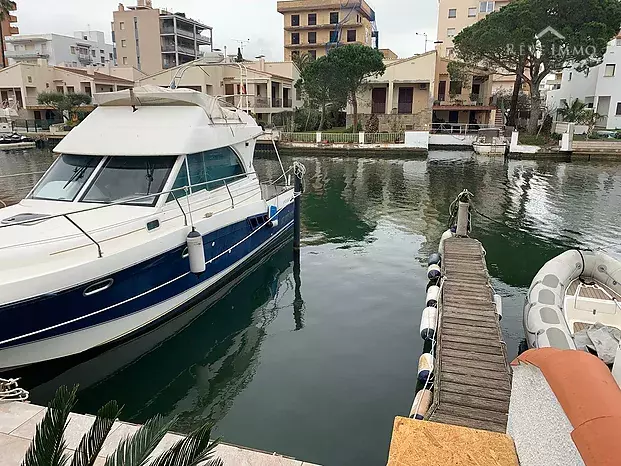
{"left": 0, "top": 401, "right": 318, "bottom": 466}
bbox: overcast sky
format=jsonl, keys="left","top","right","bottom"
{"left": 17, "top": 0, "right": 438, "bottom": 60}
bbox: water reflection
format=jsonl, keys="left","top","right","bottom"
{"left": 27, "top": 244, "right": 295, "bottom": 431}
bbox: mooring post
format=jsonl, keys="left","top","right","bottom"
{"left": 293, "top": 172, "right": 302, "bottom": 251}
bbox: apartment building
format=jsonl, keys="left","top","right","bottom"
{"left": 277, "top": 0, "right": 378, "bottom": 61}
{"left": 112, "top": 0, "right": 213, "bottom": 75}
{"left": 436, "top": 0, "right": 512, "bottom": 59}
{"left": 547, "top": 37, "right": 621, "bottom": 130}
{"left": 5, "top": 31, "right": 113, "bottom": 68}
{"left": 139, "top": 57, "right": 302, "bottom": 124}
{"left": 0, "top": 1, "right": 19, "bottom": 67}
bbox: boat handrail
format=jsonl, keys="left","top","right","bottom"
{"left": 0, "top": 171, "right": 260, "bottom": 230}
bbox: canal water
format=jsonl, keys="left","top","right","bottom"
{"left": 1, "top": 148, "right": 620, "bottom": 466}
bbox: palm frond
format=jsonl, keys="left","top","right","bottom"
{"left": 70, "top": 401, "right": 121, "bottom": 466}
{"left": 103, "top": 415, "right": 173, "bottom": 466}
{"left": 21, "top": 385, "right": 78, "bottom": 466}
{"left": 149, "top": 424, "right": 220, "bottom": 466}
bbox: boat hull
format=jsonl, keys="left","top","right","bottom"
{"left": 472, "top": 142, "right": 507, "bottom": 155}
{"left": 0, "top": 203, "right": 295, "bottom": 371}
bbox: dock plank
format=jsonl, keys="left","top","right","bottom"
{"left": 428, "top": 237, "right": 512, "bottom": 433}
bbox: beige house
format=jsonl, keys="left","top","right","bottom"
{"left": 433, "top": 55, "right": 496, "bottom": 127}
{"left": 0, "top": 59, "right": 134, "bottom": 121}
{"left": 277, "top": 0, "right": 378, "bottom": 61}
{"left": 112, "top": 0, "right": 213, "bottom": 75}
{"left": 138, "top": 58, "right": 302, "bottom": 125}
{"left": 347, "top": 51, "right": 436, "bottom": 131}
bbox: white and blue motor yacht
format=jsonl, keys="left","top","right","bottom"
{"left": 0, "top": 86, "right": 296, "bottom": 371}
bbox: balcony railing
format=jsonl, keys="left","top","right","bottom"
{"left": 283, "top": 99, "right": 292, "bottom": 108}
{"left": 430, "top": 123, "right": 494, "bottom": 134}
{"left": 5, "top": 51, "right": 49, "bottom": 59}
{"left": 272, "top": 98, "right": 282, "bottom": 108}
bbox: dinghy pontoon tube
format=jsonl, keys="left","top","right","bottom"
{"left": 524, "top": 250, "right": 621, "bottom": 351}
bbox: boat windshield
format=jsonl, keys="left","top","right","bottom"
{"left": 81, "top": 156, "right": 176, "bottom": 206}
{"left": 29, "top": 154, "right": 103, "bottom": 202}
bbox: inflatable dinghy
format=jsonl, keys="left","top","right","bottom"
{"left": 524, "top": 250, "right": 621, "bottom": 356}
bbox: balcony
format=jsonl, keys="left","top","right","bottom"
{"left": 272, "top": 98, "right": 282, "bottom": 108}
{"left": 284, "top": 98, "right": 292, "bottom": 108}
{"left": 5, "top": 50, "right": 49, "bottom": 59}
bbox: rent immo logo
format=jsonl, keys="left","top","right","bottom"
{"left": 536, "top": 26, "right": 565, "bottom": 40}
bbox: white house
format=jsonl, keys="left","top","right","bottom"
{"left": 547, "top": 36, "right": 621, "bottom": 130}
{"left": 5, "top": 31, "right": 114, "bottom": 68}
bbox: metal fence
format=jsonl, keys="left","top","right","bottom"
{"left": 12, "top": 119, "right": 63, "bottom": 133}
{"left": 365, "top": 132, "right": 405, "bottom": 144}
{"left": 322, "top": 132, "right": 358, "bottom": 144}
{"left": 430, "top": 123, "right": 493, "bottom": 134}
{"left": 280, "top": 132, "right": 316, "bottom": 143}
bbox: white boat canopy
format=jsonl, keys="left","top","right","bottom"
{"left": 54, "top": 86, "right": 262, "bottom": 158}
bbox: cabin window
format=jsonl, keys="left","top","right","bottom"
{"left": 82, "top": 156, "right": 176, "bottom": 206}
{"left": 167, "top": 158, "right": 190, "bottom": 202}
{"left": 29, "top": 154, "right": 103, "bottom": 202}
{"left": 187, "top": 146, "right": 245, "bottom": 193}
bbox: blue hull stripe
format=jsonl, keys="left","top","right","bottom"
{"left": 0, "top": 204, "right": 294, "bottom": 349}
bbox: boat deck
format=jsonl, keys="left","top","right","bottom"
{"left": 566, "top": 278, "right": 621, "bottom": 301}
{"left": 428, "top": 237, "right": 512, "bottom": 433}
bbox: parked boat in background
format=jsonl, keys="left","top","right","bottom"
{"left": 524, "top": 249, "right": 621, "bottom": 365}
{"left": 472, "top": 128, "right": 508, "bottom": 155}
{"left": 0, "top": 85, "right": 297, "bottom": 371}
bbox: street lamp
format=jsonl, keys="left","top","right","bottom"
{"left": 416, "top": 32, "right": 431, "bottom": 52}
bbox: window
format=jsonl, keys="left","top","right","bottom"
{"left": 448, "top": 8, "right": 457, "bottom": 18}
{"left": 70, "top": 46, "right": 76, "bottom": 54}
{"left": 123, "top": 57, "right": 128, "bottom": 65}
{"left": 568, "top": 71, "right": 572, "bottom": 81}
{"left": 30, "top": 155, "right": 103, "bottom": 202}
{"left": 308, "top": 31, "right": 317, "bottom": 44}
{"left": 330, "top": 30, "right": 339, "bottom": 43}
{"left": 291, "top": 14, "right": 300, "bottom": 26}
{"left": 83, "top": 156, "right": 176, "bottom": 206}
{"left": 308, "top": 13, "right": 316, "bottom": 25}
{"left": 109, "top": 52, "right": 113, "bottom": 59}
{"left": 27, "top": 76, "right": 32, "bottom": 83}
{"left": 100, "top": 49, "right": 104, "bottom": 54}
{"left": 480, "top": 1, "right": 494, "bottom": 13}
{"left": 447, "top": 28, "right": 456, "bottom": 38}
{"left": 446, "top": 47, "right": 455, "bottom": 58}
{"left": 291, "top": 32, "right": 300, "bottom": 45}
{"left": 57, "top": 86, "right": 64, "bottom": 93}
{"left": 291, "top": 50, "right": 300, "bottom": 59}
{"left": 67, "top": 86, "right": 75, "bottom": 94}
{"left": 604, "top": 64, "right": 616, "bottom": 77}
{"left": 616, "top": 102, "right": 621, "bottom": 115}
{"left": 468, "top": 7, "right": 477, "bottom": 17}
{"left": 308, "top": 49, "right": 317, "bottom": 60}
{"left": 121, "top": 39, "right": 127, "bottom": 47}
{"left": 83, "top": 35, "right": 88, "bottom": 40}
{"left": 330, "top": 12, "right": 339, "bottom": 24}
{"left": 119, "top": 21, "right": 125, "bottom": 30}
{"left": 167, "top": 159, "right": 189, "bottom": 202}
{"left": 186, "top": 147, "right": 245, "bottom": 193}
{"left": 91, "top": 50, "right": 96, "bottom": 57}
{"left": 347, "top": 29, "right": 357, "bottom": 42}
{"left": 449, "top": 80, "right": 462, "bottom": 95}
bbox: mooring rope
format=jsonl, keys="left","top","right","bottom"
{"left": 0, "top": 378, "right": 29, "bottom": 401}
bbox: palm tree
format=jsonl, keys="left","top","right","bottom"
{"left": 292, "top": 52, "right": 312, "bottom": 72}
{"left": 21, "top": 386, "right": 223, "bottom": 466}
{"left": 0, "top": 1, "right": 16, "bottom": 68}
{"left": 557, "top": 98, "right": 589, "bottom": 123}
